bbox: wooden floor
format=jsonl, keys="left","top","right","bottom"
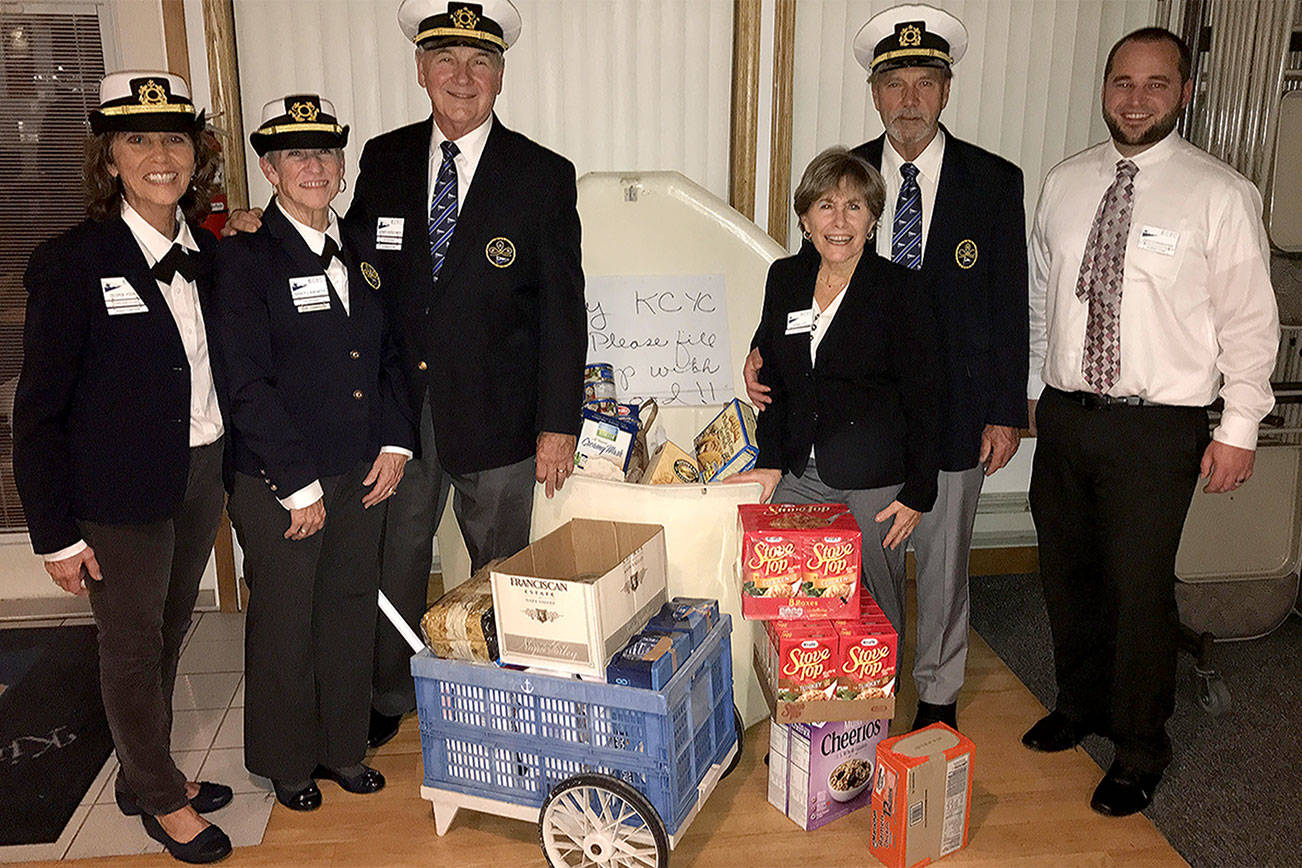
{"left": 21, "top": 626, "right": 1186, "bottom": 867}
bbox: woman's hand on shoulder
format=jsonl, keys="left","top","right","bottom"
{"left": 221, "top": 207, "right": 263, "bottom": 237}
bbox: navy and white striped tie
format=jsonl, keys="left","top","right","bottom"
{"left": 428, "top": 140, "right": 459, "bottom": 284}
{"left": 891, "top": 162, "right": 923, "bottom": 270}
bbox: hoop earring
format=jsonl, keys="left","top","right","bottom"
{"left": 801, "top": 226, "right": 811, "bottom": 241}
{"left": 339, "top": 177, "right": 347, "bottom": 193}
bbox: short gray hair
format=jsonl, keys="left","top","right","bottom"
{"left": 793, "top": 147, "right": 886, "bottom": 220}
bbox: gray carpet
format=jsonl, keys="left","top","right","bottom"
{"left": 969, "top": 572, "right": 1302, "bottom": 868}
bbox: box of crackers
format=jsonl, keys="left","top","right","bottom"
{"left": 738, "top": 503, "right": 861, "bottom": 620}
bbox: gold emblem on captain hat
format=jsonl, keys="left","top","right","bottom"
{"left": 451, "top": 6, "right": 480, "bottom": 29}
{"left": 288, "top": 101, "right": 319, "bottom": 123}
{"left": 486, "top": 237, "right": 515, "bottom": 268}
{"left": 899, "top": 25, "right": 923, "bottom": 48}
{"left": 138, "top": 79, "right": 168, "bottom": 106}
{"left": 955, "top": 239, "right": 978, "bottom": 269}
{"left": 361, "top": 262, "right": 381, "bottom": 289}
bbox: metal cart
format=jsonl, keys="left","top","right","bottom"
{"left": 410, "top": 615, "right": 743, "bottom": 867}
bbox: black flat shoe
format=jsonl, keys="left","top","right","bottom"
{"left": 1090, "top": 760, "right": 1162, "bottom": 817}
{"left": 1021, "top": 711, "right": 1096, "bottom": 752}
{"left": 912, "top": 701, "right": 957, "bottom": 730}
{"left": 117, "top": 781, "right": 234, "bottom": 817}
{"left": 312, "top": 763, "right": 385, "bottom": 794}
{"left": 140, "top": 814, "right": 231, "bottom": 864}
{"left": 367, "top": 708, "right": 403, "bottom": 748}
{"left": 272, "top": 779, "right": 322, "bottom": 811}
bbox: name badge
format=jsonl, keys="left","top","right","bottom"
{"left": 376, "top": 217, "right": 404, "bottom": 251}
{"left": 289, "top": 275, "right": 331, "bottom": 313}
{"left": 1137, "top": 225, "right": 1179, "bottom": 256}
{"left": 101, "top": 277, "right": 148, "bottom": 315}
{"left": 786, "top": 308, "right": 814, "bottom": 335}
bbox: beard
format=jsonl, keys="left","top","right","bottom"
{"left": 1104, "top": 102, "right": 1182, "bottom": 149}
{"left": 883, "top": 111, "right": 939, "bottom": 148}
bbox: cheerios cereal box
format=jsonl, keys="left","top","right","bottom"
{"left": 739, "top": 503, "right": 861, "bottom": 620}
{"left": 769, "top": 718, "right": 888, "bottom": 831}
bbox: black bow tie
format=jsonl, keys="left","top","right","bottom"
{"left": 320, "top": 236, "right": 341, "bottom": 270}
{"left": 151, "top": 244, "right": 198, "bottom": 284}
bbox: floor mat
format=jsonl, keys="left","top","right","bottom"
{"left": 0, "top": 625, "right": 114, "bottom": 846}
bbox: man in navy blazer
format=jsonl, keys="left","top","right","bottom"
{"left": 748, "top": 4, "right": 1028, "bottom": 731}
{"left": 351, "top": 0, "right": 586, "bottom": 746}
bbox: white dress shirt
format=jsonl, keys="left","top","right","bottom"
{"left": 1028, "top": 132, "right": 1280, "bottom": 450}
{"left": 46, "top": 203, "right": 225, "bottom": 563}
{"left": 427, "top": 114, "right": 493, "bottom": 214}
{"left": 275, "top": 206, "right": 413, "bottom": 512}
{"left": 875, "top": 130, "right": 946, "bottom": 262}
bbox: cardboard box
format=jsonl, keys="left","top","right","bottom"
{"left": 695, "top": 399, "right": 758, "bottom": 481}
{"left": 768, "top": 718, "right": 888, "bottom": 830}
{"left": 606, "top": 630, "right": 686, "bottom": 689}
{"left": 641, "top": 440, "right": 702, "bottom": 484}
{"left": 491, "top": 520, "right": 669, "bottom": 677}
{"left": 754, "top": 638, "right": 895, "bottom": 724}
{"left": 835, "top": 620, "right": 898, "bottom": 700}
{"left": 739, "top": 503, "right": 862, "bottom": 620}
{"left": 647, "top": 597, "right": 719, "bottom": 651}
{"left": 869, "top": 724, "right": 975, "bottom": 868}
{"left": 575, "top": 408, "right": 639, "bottom": 478}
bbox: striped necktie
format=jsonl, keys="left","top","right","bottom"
{"left": 428, "top": 140, "right": 459, "bottom": 284}
{"left": 891, "top": 162, "right": 923, "bottom": 270}
{"left": 1076, "top": 159, "right": 1139, "bottom": 392}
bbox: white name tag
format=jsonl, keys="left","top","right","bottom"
{"left": 100, "top": 277, "right": 148, "bottom": 315}
{"left": 376, "top": 217, "right": 404, "bottom": 251}
{"left": 786, "top": 308, "right": 814, "bottom": 335}
{"left": 289, "top": 275, "right": 331, "bottom": 313}
{"left": 1137, "top": 225, "right": 1179, "bottom": 256}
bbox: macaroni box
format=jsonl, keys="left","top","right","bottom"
{"left": 769, "top": 718, "right": 888, "bottom": 831}
{"left": 641, "top": 440, "right": 702, "bottom": 484}
{"left": 491, "top": 520, "right": 669, "bottom": 678}
{"left": 739, "top": 503, "right": 862, "bottom": 620}
{"left": 695, "top": 399, "right": 758, "bottom": 481}
{"left": 869, "top": 723, "right": 975, "bottom": 868}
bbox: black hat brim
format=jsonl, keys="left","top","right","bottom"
{"left": 250, "top": 126, "right": 350, "bottom": 157}
{"left": 89, "top": 108, "right": 206, "bottom": 136}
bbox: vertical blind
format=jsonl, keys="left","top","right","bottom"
{"left": 786, "top": 0, "right": 1157, "bottom": 247}
{"left": 231, "top": 0, "right": 736, "bottom": 213}
{"left": 0, "top": 2, "right": 105, "bottom": 531}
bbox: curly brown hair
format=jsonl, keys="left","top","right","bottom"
{"left": 84, "top": 128, "right": 223, "bottom": 224}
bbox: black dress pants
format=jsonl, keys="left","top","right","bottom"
{"left": 230, "top": 461, "right": 383, "bottom": 781}
{"left": 82, "top": 439, "right": 226, "bottom": 816}
{"left": 1029, "top": 387, "right": 1208, "bottom": 774}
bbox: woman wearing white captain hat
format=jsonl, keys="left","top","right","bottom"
{"left": 13, "top": 70, "right": 232, "bottom": 863}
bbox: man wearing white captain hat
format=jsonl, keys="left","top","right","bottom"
{"left": 746, "top": 4, "right": 1029, "bottom": 732}
{"left": 352, "top": 0, "right": 586, "bottom": 747}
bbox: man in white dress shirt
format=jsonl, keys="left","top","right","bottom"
{"left": 1022, "top": 27, "right": 1279, "bottom": 817}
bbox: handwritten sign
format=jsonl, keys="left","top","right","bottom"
{"left": 585, "top": 274, "right": 733, "bottom": 406}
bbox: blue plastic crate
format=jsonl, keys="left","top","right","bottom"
{"left": 412, "top": 614, "right": 735, "bottom": 837}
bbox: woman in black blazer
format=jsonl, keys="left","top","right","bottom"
{"left": 13, "top": 71, "right": 233, "bottom": 864}
{"left": 736, "top": 147, "right": 944, "bottom": 620}
{"left": 214, "top": 95, "right": 414, "bottom": 813}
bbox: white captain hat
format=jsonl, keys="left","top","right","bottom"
{"left": 853, "top": 4, "right": 968, "bottom": 74}
{"left": 89, "top": 70, "right": 204, "bottom": 134}
{"left": 397, "top": 0, "right": 521, "bottom": 53}
{"left": 249, "top": 94, "right": 349, "bottom": 156}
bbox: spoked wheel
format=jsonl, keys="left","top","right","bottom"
{"left": 722, "top": 705, "right": 745, "bottom": 779}
{"left": 539, "top": 773, "right": 669, "bottom": 868}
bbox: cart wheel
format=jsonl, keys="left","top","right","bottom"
{"left": 722, "top": 705, "right": 745, "bottom": 779}
{"left": 1196, "top": 674, "right": 1232, "bottom": 716}
{"left": 539, "top": 773, "right": 669, "bottom": 868}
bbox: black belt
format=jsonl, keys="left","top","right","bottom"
{"left": 1048, "top": 386, "right": 1163, "bottom": 409}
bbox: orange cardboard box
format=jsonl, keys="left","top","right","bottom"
{"left": 869, "top": 723, "right": 975, "bottom": 868}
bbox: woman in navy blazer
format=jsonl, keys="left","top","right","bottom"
{"left": 213, "top": 95, "right": 414, "bottom": 814}
{"left": 736, "top": 148, "right": 944, "bottom": 617}
{"left": 13, "top": 71, "right": 233, "bottom": 864}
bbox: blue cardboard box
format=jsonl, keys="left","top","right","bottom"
{"left": 648, "top": 598, "right": 720, "bottom": 652}
{"left": 606, "top": 629, "right": 689, "bottom": 689}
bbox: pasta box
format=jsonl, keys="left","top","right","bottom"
{"left": 491, "top": 519, "right": 668, "bottom": 678}
{"left": 869, "top": 723, "right": 975, "bottom": 868}
{"left": 738, "top": 503, "right": 862, "bottom": 620}
{"left": 641, "top": 440, "right": 702, "bottom": 485}
{"left": 768, "top": 718, "right": 888, "bottom": 831}
{"left": 694, "top": 399, "right": 758, "bottom": 481}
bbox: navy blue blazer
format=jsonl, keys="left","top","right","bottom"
{"left": 213, "top": 201, "right": 415, "bottom": 498}
{"left": 854, "top": 129, "right": 1029, "bottom": 471}
{"left": 346, "top": 115, "right": 586, "bottom": 475}
{"left": 753, "top": 246, "right": 943, "bottom": 512}
{"left": 13, "top": 216, "right": 225, "bottom": 554}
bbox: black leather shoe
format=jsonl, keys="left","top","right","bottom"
{"left": 117, "top": 781, "right": 234, "bottom": 817}
{"left": 140, "top": 813, "right": 232, "bottom": 864}
{"left": 912, "top": 701, "right": 957, "bottom": 730}
{"left": 313, "top": 763, "right": 385, "bottom": 794}
{"left": 1090, "top": 761, "right": 1162, "bottom": 817}
{"left": 367, "top": 709, "right": 402, "bottom": 748}
{"left": 1021, "top": 711, "right": 1095, "bottom": 752}
{"left": 272, "top": 779, "right": 322, "bottom": 812}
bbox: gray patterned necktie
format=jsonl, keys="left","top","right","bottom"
{"left": 1076, "top": 159, "right": 1138, "bottom": 392}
